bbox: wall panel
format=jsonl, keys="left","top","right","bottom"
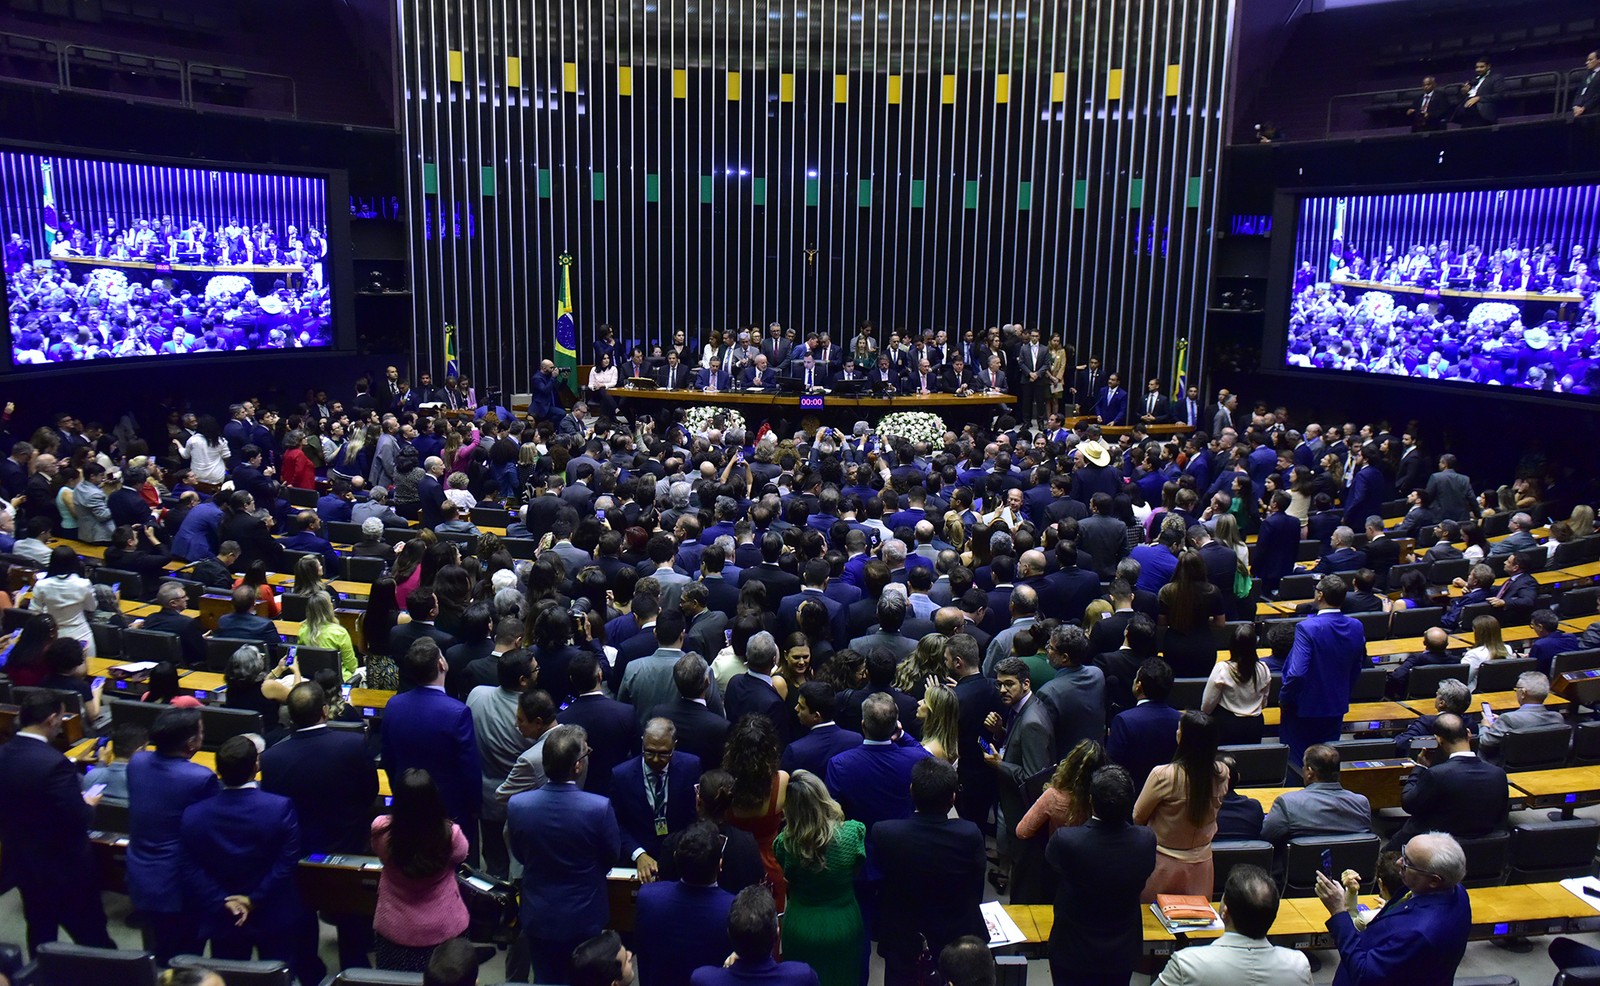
{"left": 399, "top": 0, "right": 1233, "bottom": 396}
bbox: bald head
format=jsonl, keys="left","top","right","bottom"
{"left": 1019, "top": 550, "right": 1047, "bottom": 579}
{"left": 1423, "top": 627, "right": 1450, "bottom": 652}
{"left": 1009, "top": 583, "right": 1038, "bottom": 618}
{"left": 1402, "top": 832, "right": 1466, "bottom": 890}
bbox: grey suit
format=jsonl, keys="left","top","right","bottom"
{"left": 986, "top": 617, "right": 1038, "bottom": 676}
{"left": 618, "top": 648, "right": 724, "bottom": 729}
{"left": 1479, "top": 703, "right": 1567, "bottom": 758}
{"left": 1260, "top": 781, "right": 1372, "bottom": 846}
{"left": 1153, "top": 931, "right": 1312, "bottom": 985}
{"left": 997, "top": 692, "right": 1056, "bottom": 903}
{"left": 847, "top": 631, "right": 918, "bottom": 662}
{"left": 548, "top": 540, "right": 595, "bottom": 575}
{"left": 1425, "top": 470, "right": 1475, "bottom": 522}
{"left": 72, "top": 480, "right": 114, "bottom": 543}
{"left": 368, "top": 432, "right": 399, "bottom": 489}
{"left": 685, "top": 610, "right": 729, "bottom": 664}
{"left": 1036, "top": 664, "right": 1106, "bottom": 759}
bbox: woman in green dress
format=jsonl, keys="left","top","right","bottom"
{"left": 772, "top": 770, "right": 866, "bottom": 986}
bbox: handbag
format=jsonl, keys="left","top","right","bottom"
{"left": 456, "top": 864, "right": 520, "bottom": 945}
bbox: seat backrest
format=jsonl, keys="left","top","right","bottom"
{"left": 326, "top": 521, "right": 365, "bottom": 545}
{"left": 381, "top": 526, "right": 414, "bottom": 545}
{"left": 288, "top": 643, "right": 342, "bottom": 681}
{"left": 1574, "top": 721, "right": 1600, "bottom": 764}
{"left": 1429, "top": 559, "right": 1469, "bottom": 586}
{"left": 1351, "top": 666, "right": 1388, "bottom": 703}
{"left": 208, "top": 637, "right": 267, "bottom": 673}
{"left": 1389, "top": 606, "right": 1445, "bottom": 638}
{"left": 1388, "top": 561, "right": 1430, "bottom": 592}
{"left": 1483, "top": 513, "right": 1512, "bottom": 538}
{"left": 1508, "top": 819, "right": 1600, "bottom": 881}
{"left": 0, "top": 606, "right": 43, "bottom": 635}
{"left": 1472, "top": 657, "right": 1539, "bottom": 694}
{"left": 1331, "top": 738, "right": 1400, "bottom": 762}
{"left": 331, "top": 970, "right": 427, "bottom": 985}
{"left": 91, "top": 566, "right": 147, "bottom": 602}
{"left": 279, "top": 592, "right": 310, "bottom": 623}
{"left": 504, "top": 537, "right": 538, "bottom": 560}
{"left": 107, "top": 697, "right": 164, "bottom": 735}
{"left": 1168, "top": 678, "right": 1207, "bottom": 712}
{"left": 278, "top": 549, "right": 316, "bottom": 576}
{"left": 1296, "top": 540, "right": 1321, "bottom": 562}
{"left": 199, "top": 706, "right": 264, "bottom": 750}
{"left": 1455, "top": 831, "right": 1510, "bottom": 888}
{"left": 1352, "top": 611, "right": 1391, "bottom": 641}
{"left": 93, "top": 796, "right": 131, "bottom": 834}
{"left": 1278, "top": 573, "right": 1318, "bottom": 601}
{"left": 1406, "top": 662, "right": 1469, "bottom": 699}
{"left": 1218, "top": 744, "right": 1289, "bottom": 787}
{"left": 35, "top": 943, "right": 159, "bottom": 986}
{"left": 1561, "top": 586, "right": 1600, "bottom": 618}
{"left": 168, "top": 954, "right": 291, "bottom": 986}
{"left": 90, "top": 622, "right": 123, "bottom": 658}
{"left": 14, "top": 685, "right": 84, "bottom": 719}
{"left": 1283, "top": 833, "right": 1381, "bottom": 896}
{"left": 122, "top": 628, "right": 182, "bottom": 664}
{"left": 1210, "top": 840, "right": 1274, "bottom": 897}
{"left": 470, "top": 505, "right": 512, "bottom": 528}
{"left": 1552, "top": 647, "right": 1600, "bottom": 683}
{"left": 342, "top": 555, "right": 387, "bottom": 583}
{"left": 1498, "top": 724, "right": 1572, "bottom": 771}
{"left": 284, "top": 487, "right": 319, "bottom": 508}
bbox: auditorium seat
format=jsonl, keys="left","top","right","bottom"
{"left": 1283, "top": 833, "right": 1381, "bottom": 897}
{"left": 279, "top": 550, "right": 318, "bottom": 576}
{"left": 1353, "top": 612, "right": 1391, "bottom": 642}
{"left": 1508, "top": 819, "right": 1600, "bottom": 883}
{"left": 1330, "top": 738, "right": 1398, "bottom": 763}
{"left": 1388, "top": 561, "right": 1430, "bottom": 592}
{"left": 121, "top": 628, "right": 182, "bottom": 665}
{"left": 1167, "top": 678, "right": 1207, "bottom": 711}
{"left": 90, "top": 622, "right": 123, "bottom": 659}
{"left": 1430, "top": 560, "right": 1470, "bottom": 586}
{"left": 199, "top": 705, "right": 263, "bottom": 751}
{"left": 1497, "top": 725, "right": 1572, "bottom": 772}
{"left": 1219, "top": 744, "right": 1289, "bottom": 786}
{"left": 208, "top": 636, "right": 265, "bottom": 672}
{"left": 1405, "top": 663, "right": 1469, "bottom": 700}
{"left": 280, "top": 592, "right": 310, "bottom": 622}
{"left": 327, "top": 521, "right": 365, "bottom": 545}
{"left": 291, "top": 644, "right": 343, "bottom": 681}
{"left": 1456, "top": 832, "right": 1510, "bottom": 888}
{"left": 1560, "top": 587, "right": 1599, "bottom": 618}
{"left": 33, "top": 942, "right": 158, "bottom": 986}
{"left": 285, "top": 487, "right": 319, "bottom": 509}
{"left": 169, "top": 954, "right": 291, "bottom": 986}
{"left": 92, "top": 567, "right": 148, "bottom": 602}
{"left": 1352, "top": 666, "right": 1388, "bottom": 703}
{"left": 1210, "top": 840, "right": 1274, "bottom": 897}
{"left": 1572, "top": 722, "right": 1600, "bottom": 766}
{"left": 1472, "top": 658, "right": 1539, "bottom": 694}
{"left": 321, "top": 970, "right": 426, "bottom": 985}
{"left": 1278, "top": 573, "right": 1317, "bottom": 601}
{"left": 342, "top": 555, "right": 386, "bottom": 583}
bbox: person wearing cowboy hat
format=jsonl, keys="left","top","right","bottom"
{"left": 1071, "top": 437, "right": 1123, "bottom": 504}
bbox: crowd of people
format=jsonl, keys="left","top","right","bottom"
{"left": 0, "top": 368, "right": 1584, "bottom": 986}
{"left": 3, "top": 213, "right": 329, "bottom": 274}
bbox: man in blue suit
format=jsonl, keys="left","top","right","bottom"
{"left": 180, "top": 736, "right": 325, "bottom": 986}
{"left": 740, "top": 353, "right": 778, "bottom": 391}
{"left": 508, "top": 724, "right": 620, "bottom": 984}
{"left": 724, "top": 631, "right": 795, "bottom": 743}
{"left": 1313, "top": 526, "right": 1368, "bottom": 574}
{"left": 381, "top": 638, "right": 482, "bottom": 856}
{"left": 127, "top": 706, "right": 221, "bottom": 962}
{"left": 1315, "top": 831, "right": 1470, "bottom": 986}
{"left": 634, "top": 822, "right": 735, "bottom": 986}
{"left": 1105, "top": 657, "right": 1182, "bottom": 794}
{"left": 1280, "top": 575, "right": 1367, "bottom": 774}
{"left": 690, "top": 886, "right": 820, "bottom": 986}
{"left": 780, "top": 681, "right": 863, "bottom": 776}
{"left": 1256, "top": 492, "right": 1303, "bottom": 594}
{"left": 260, "top": 682, "right": 379, "bottom": 970}
{"left": 560, "top": 652, "right": 641, "bottom": 798}
{"left": 776, "top": 558, "right": 848, "bottom": 647}
{"left": 1342, "top": 443, "right": 1388, "bottom": 527}
{"left": 695, "top": 356, "right": 735, "bottom": 393}
{"left": 1092, "top": 372, "right": 1128, "bottom": 425}
{"left": 529, "top": 358, "right": 566, "bottom": 424}
{"left": 0, "top": 692, "right": 116, "bottom": 956}
{"left": 824, "top": 692, "right": 932, "bottom": 881}
{"left": 612, "top": 718, "right": 703, "bottom": 883}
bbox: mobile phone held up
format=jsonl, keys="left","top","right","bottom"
{"left": 1320, "top": 849, "right": 1335, "bottom": 879}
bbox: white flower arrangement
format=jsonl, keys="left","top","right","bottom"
{"left": 681, "top": 406, "right": 747, "bottom": 436}
{"left": 876, "top": 411, "right": 945, "bottom": 446}
{"left": 1467, "top": 301, "right": 1522, "bottom": 332}
{"left": 205, "top": 274, "right": 254, "bottom": 303}
{"left": 84, "top": 267, "right": 129, "bottom": 300}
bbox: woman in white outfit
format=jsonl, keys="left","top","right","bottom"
{"left": 31, "top": 545, "right": 98, "bottom": 657}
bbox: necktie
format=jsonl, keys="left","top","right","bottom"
{"left": 649, "top": 770, "right": 668, "bottom": 828}
{"left": 1148, "top": 394, "right": 1156, "bottom": 413}
{"left": 1422, "top": 93, "right": 1430, "bottom": 112}
{"left": 990, "top": 371, "right": 996, "bottom": 388}
{"left": 806, "top": 369, "right": 813, "bottom": 388}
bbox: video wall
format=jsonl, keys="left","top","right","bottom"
{"left": 1281, "top": 185, "right": 1600, "bottom": 395}
{"left": 0, "top": 150, "right": 336, "bottom": 366}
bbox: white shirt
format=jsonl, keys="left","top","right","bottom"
{"left": 181, "top": 434, "right": 230, "bottom": 483}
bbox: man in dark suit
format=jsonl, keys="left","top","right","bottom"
{"left": 1136, "top": 377, "right": 1171, "bottom": 425}
{"left": 691, "top": 886, "right": 821, "bottom": 986}
{"left": 1070, "top": 357, "right": 1103, "bottom": 412}
{"left": 694, "top": 357, "right": 735, "bottom": 394}
{"left": 127, "top": 706, "right": 222, "bottom": 963}
{"left": 215, "top": 584, "right": 282, "bottom": 647}
{"left": 1407, "top": 75, "right": 1450, "bottom": 131}
{"left": 873, "top": 759, "right": 987, "bottom": 986}
{"left": 611, "top": 718, "right": 703, "bottom": 883}
{"left": 776, "top": 558, "right": 847, "bottom": 647}
{"left": 1092, "top": 373, "right": 1128, "bottom": 425}
{"left": 1317, "top": 832, "right": 1472, "bottom": 982}
{"left": 780, "top": 681, "right": 864, "bottom": 777}
{"left": 825, "top": 693, "right": 933, "bottom": 841}
{"left": 1361, "top": 517, "right": 1401, "bottom": 587}
{"left": 1079, "top": 494, "right": 1130, "bottom": 579}
{"left": 1487, "top": 550, "right": 1539, "bottom": 626}
{"left": 180, "top": 736, "right": 326, "bottom": 986}
{"left": 260, "top": 682, "right": 380, "bottom": 969}
{"left": 635, "top": 822, "right": 735, "bottom": 986}
{"left": 681, "top": 584, "right": 730, "bottom": 668}
{"left": 507, "top": 725, "right": 622, "bottom": 984}
{"left": 1013, "top": 328, "right": 1050, "bottom": 425}
{"left": 1313, "top": 526, "right": 1368, "bottom": 575}
{"left": 1390, "top": 713, "right": 1508, "bottom": 849}
{"left": 142, "top": 579, "right": 208, "bottom": 668}
{"left": 1105, "top": 658, "right": 1182, "bottom": 792}
{"left": 985, "top": 657, "right": 1057, "bottom": 903}
{"left": 1046, "top": 766, "right": 1157, "bottom": 986}
{"left": 698, "top": 546, "right": 743, "bottom": 616}
{"left": 1036, "top": 624, "right": 1107, "bottom": 759}
{"left": 948, "top": 635, "right": 1003, "bottom": 830}
{"left": 1440, "top": 565, "right": 1495, "bottom": 632}
{"left": 561, "top": 652, "right": 640, "bottom": 798}
{"left": 381, "top": 638, "right": 481, "bottom": 851}
{"left": 417, "top": 457, "right": 448, "bottom": 529}
{"left": 740, "top": 353, "right": 779, "bottom": 391}
{"left": 786, "top": 354, "right": 830, "bottom": 391}
{"left": 1453, "top": 57, "right": 1503, "bottom": 126}
{"left": 649, "top": 654, "right": 731, "bottom": 769}
{"left": 724, "top": 631, "right": 795, "bottom": 743}
{"left": 0, "top": 692, "right": 116, "bottom": 955}
{"left": 941, "top": 355, "right": 976, "bottom": 394}
{"left": 654, "top": 350, "right": 691, "bottom": 390}
{"left": 741, "top": 533, "right": 801, "bottom": 601}
{"left": 388, "top": 589, "right": 458, "bottom": 673}
{"left": 1256, "top": 491, "right": 1302, "bottom": 595}
{"left": 1575, "top": 49, "right": 1600, "bottom": 118}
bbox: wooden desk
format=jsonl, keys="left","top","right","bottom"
{"left": 611, "top": 388, "right": 1014, "bottom": 411}
{"left": 265, "top": 574, "right": 373, "bottom": 597}
{"left": 1510, "top": 766, "right": 1600, "bottom": 811}
{"left": 350, "top": 688, "right": 394, "bottom": 714}
{"left": 1562, "top": 614, "right": 1600, "bottom": 634}
{"left": 1262, "top": 702, "right": 1417, "bottom": 730}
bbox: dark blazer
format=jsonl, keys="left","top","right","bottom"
{"left": 872, "top": 813, "right": 987, "bottom": 965}
{"left": 741, "top": 562, "right": 801, "bottom": 603}
{"left": 215, "top": 612, "right": 281, "bottom": 647}
{"left": 127, "top": 751, "right": 222, "bottom": 913}
{"left": 179, "top": 787, "right": 306, "bottom": 940}
{"left": 142, "top": 609, "right": 210, "bottom": 668}
{"left": 507, "top": 782, "right": 621, "bottom": 942}
{"left": 1391, "top": 753, "right": 1509, "bottom": 849}
{"left": 780, "top": 722, "right": 864, "bottom": 777}
{"left": 388, "top": 620, "right": 456, "bottom": 664}
{"left": 648, "top": 697, "right": 730, "bottom": 767}
{"left": 700, "top": 575, "right": 742, "bottom": 617}
{"left": 996, "top": 695, "right": 1056, "bottom": 839}
{"left": 691, "top": 956, "right": 820, "bottom": 986}
{"left": 1088, "top": 610, "right": 1136, "bottom": 659}
{"left": 1079, "top": 515, "right": 1130, "bottom": 580}
{"left": 1046, "top": 818, "right": 1157, "bottom": 981}
{"left": 777, "top": 588, "right": 847, "bottom": 646}
{"left": 1364, "top": 535, "right": 1401, "bottom": 584}
{"left": 724, "top": 673, "right": 795, "bottom": 743}
{"left": 1327, "top": 884, "right": 1470, "bottom": 986}
{"left": 260, "top": 725, "right": 380, "bottom": 854}
{"left": 954, "top": 672, "right": 1003, "bottom": 805}
{"left": 1314, "top": 546, "right": 1368, "bottom": 575}
{"left": 220, "top": 512, "right": 284, "bottom": 572}
{"left": 559, "top": 692, "right": 640, "bottom": 798}
{"left": 380, "top": 686, "right": 481, "bottom": 827}
{"left": 686, "top": 610, "right": 730, "bottom": 668}
{"left": 823, "top": 738, "right": 933, "bottom": 871}
{"left": 610, "top": 751, "right": 703, "bottom": 861}
{"left": 1106, "top": 701, "right": 1181, "bottom": 792}
{"left": 1256, "top": 510, "right": 1302, "bottom": 591}
{"left": 635, "top": 881, "right": 736, "bottom": 986}
{"left": 1493, "top": 573, "right": 1538, "bottom": 624}
{"left": 1092, "top": 386, "right": 1128, "bottom": 425}
{"left": 0, "top": 731, "right": 104, "bottom": 915}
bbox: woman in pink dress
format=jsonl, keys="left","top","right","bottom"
{"left": 1133, "top": 711, "right": 1229, "bottom": 903}
{"left": 370, "top": 768, "right": 469, "bottom": 970}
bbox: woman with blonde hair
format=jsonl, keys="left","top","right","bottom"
{"left": 915, "top": 683, "right": 960, "bottom": 763}
{"left": 894, "top": 633, "right": 948, "bottom": 695}
{"left": 1016, "top": 739, "right": 1108, "bottom": 838}
{"left": 773, "top": 770, "right": 866, "bottom": 986}
{"left": 298, "top": 589, "right": 359, "bottom": 679}
{"left": 1460, "top": 614, "right": 1510, "bottom": 691}
{"left": 942, "top": 512, "right": 967, "bottom": 554}
{"left": 1082, "top": 599, "right": 1113, "bottom": 633}
{"left": 1569, "top": 504, "right": 1595, "bottom": 539}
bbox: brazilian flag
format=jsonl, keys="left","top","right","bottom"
{"left": 555, "top": 253, "right": 579, "bottom": 395}
{"left": 443, "top": 322, "right": 459, "bottom": 379}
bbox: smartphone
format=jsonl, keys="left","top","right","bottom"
{"left": 91, "top": 676, "right": 106, "bottom": 691}
{"left": 1481, "top": 701, "right": 1493, "bottom": 718}
{"left": 341, "top": 683, "right": 352, "bottom": 702}
{"left": 724, "top": 628, "right": 733, "bottom": 646}
{"left": 1320, "top": 849, "right": 1335, "bottom": 878}
{"left": 1412, "top": 736, "right": 1439, "bottom": 750}
{"left": 285, "top": 646, "right": 297, "bottom": 667}
{"left": 95, "top": 735, "right": 111, "bottom": 751}
{"left": 85, "top": 783, "right": 107, "bottom": 799}
{"left": 111, "top": 582, "right": 121, "bottom": 595}
{"left": 306, "top": 853, "right": 332, "bottom": 864}
{"left": 979, "top": 737, "right": 996, "bottom": 756}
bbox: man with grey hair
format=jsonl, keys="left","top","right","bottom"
{"left": 419, "top": 455, "right": 448, "bottom": 528}
{"left": 1488, "top": 511, "right": 1539, "bottom": 556}
{"left": 985, "top": 583, "right": 1039, "bottom": 675}
{"left": 141, "top": 580, "right": 206, "bottom": 667}
{"left": 352, "top": 486, "right": 407, "bottom": 528}
{"left": 1394, "top": 677, "right": 1473, "bottom": 755}
{"left": 1316, "top": 831, "right": 1469, "bottom": 982}
{"left": 1156, "top": 864, "right": 1311, "bottom": 984}
{"left": 881, "top": 538, "right": 911, "bottom": 583}
{"left": 1478, "top": 671, "right": 1565, "bottom": 759}
{"left": 825, "top": 692, "right": 933, "bottom": 832}
{"left": 612, "top": 717, "right": 702, "bottom": 884}
{"left": 724, "top": 631, "right": 791, "bottom": 740}
{"left": 1313, "top": 526, "right": 1368, "bottom": 575}
{"left": 849, "top": 594, "right": 919, "bottom": 661}
{"left": 1037, "top": 624, "right": 1105, "bottom": 756}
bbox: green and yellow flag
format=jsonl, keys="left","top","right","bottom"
{"left": 555, "top": 253, "right": 579, "bottom": 395}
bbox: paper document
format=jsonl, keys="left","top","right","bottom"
{"left": 111, "top": 662, "right": 158, "bottom": 673}
{"left": 1561, "top": 876, "right": 1600, "bottom": 912}
{"left": 980, "top": 901, "right": 1027, "bottom": 947}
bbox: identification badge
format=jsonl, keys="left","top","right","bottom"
{"left": 655, "top": 819, "right": 670, "bottom": 837}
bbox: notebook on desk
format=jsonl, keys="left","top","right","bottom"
{"left": 626, "top": 377, "right": 658, "bottom": 390}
